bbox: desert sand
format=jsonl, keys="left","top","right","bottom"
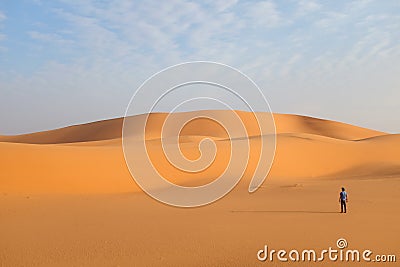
{"left": 1, "top": 110, "right": 399, "bottom": 266}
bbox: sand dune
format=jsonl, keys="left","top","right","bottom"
{"left": 0, "top": 111, "right": 398, "bottom": 195}
{"left": 273, "top": 113, "right": 385, "bottom": 140}
{"left": 0, "top": 110, "right": 384, "bottom": 144}
{"left": 271, "top": 133, "right": 400, "bottom": 180}
{"left": 1, "top": 111, "right": 399, "bottom": 266}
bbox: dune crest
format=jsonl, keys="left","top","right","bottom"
{"left": 0, "top": 110, "right": 385, "bottom": 144}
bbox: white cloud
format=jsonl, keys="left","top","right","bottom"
{"left": 243, "top": 1, "right": 282, "bottom": 27}
{"left": 315, "top": 11, "right": 348, "bottom": 30}
{"left": 204, "top": 0, "right": 238, "bottom": 12}
{"left": 345, "top": 0, "right": 375, "bottom": 11}
{"left": 280, "top": 53, "right": 302, "bottom": 77}
{"left": 0, "top": 10, "right": 6, "bottom": 52}
{"left": 0, "top": 10, "right": 6, "bottom": 21}
{"left": 28, "top": 31, "right": 74, "bottom": 45}
{"left": 296, "top": 0, "right": 321, "bottom": 16}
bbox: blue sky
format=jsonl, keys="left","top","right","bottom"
{"left": 0, "top": 0, "right": 399, "bottom": 134}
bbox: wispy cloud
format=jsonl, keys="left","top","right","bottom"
{"left": 28, "top": 30, "right": 74, "bottom": 45}
{"left": 0, "top": 10, "right": 6, "bottom": 21}
{"left": 205, "top": 0, "right": 238, "bottom": 12}
{"left": 314, "top": 11, "right": 348, "bottom": 30}
{"left": 0, "top": 10, "right": 6, "bottom": 51}
{"left": 296, "top": 0, "right": 321, "bottom": 17}
{"left": 243, "top": 1, "right": 282, "bottom": 27}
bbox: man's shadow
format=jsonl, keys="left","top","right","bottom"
{"left": 230, "top": 210, "right": 340, "bottom": 214}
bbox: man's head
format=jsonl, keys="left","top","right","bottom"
{"left": 342, "top": 187, "right": 345, "bottom": 191}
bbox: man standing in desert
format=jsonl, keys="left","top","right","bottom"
{"left": 339, "top": 187, "right": 348, "bottom": 213}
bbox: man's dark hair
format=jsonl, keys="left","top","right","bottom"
{"left": 342, "top": 187, "right": 345, "bottom": 191}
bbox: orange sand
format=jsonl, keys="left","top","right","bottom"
{"left": 0, "top": 111, "right": 399, "bottom": 266}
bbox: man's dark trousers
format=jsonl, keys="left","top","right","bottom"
{"left": 341, "top": 199, "right": 347, "bottom": 213}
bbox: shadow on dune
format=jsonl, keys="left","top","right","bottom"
{"left": 324, "top": 163, "right": 400, "bottom": 180}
